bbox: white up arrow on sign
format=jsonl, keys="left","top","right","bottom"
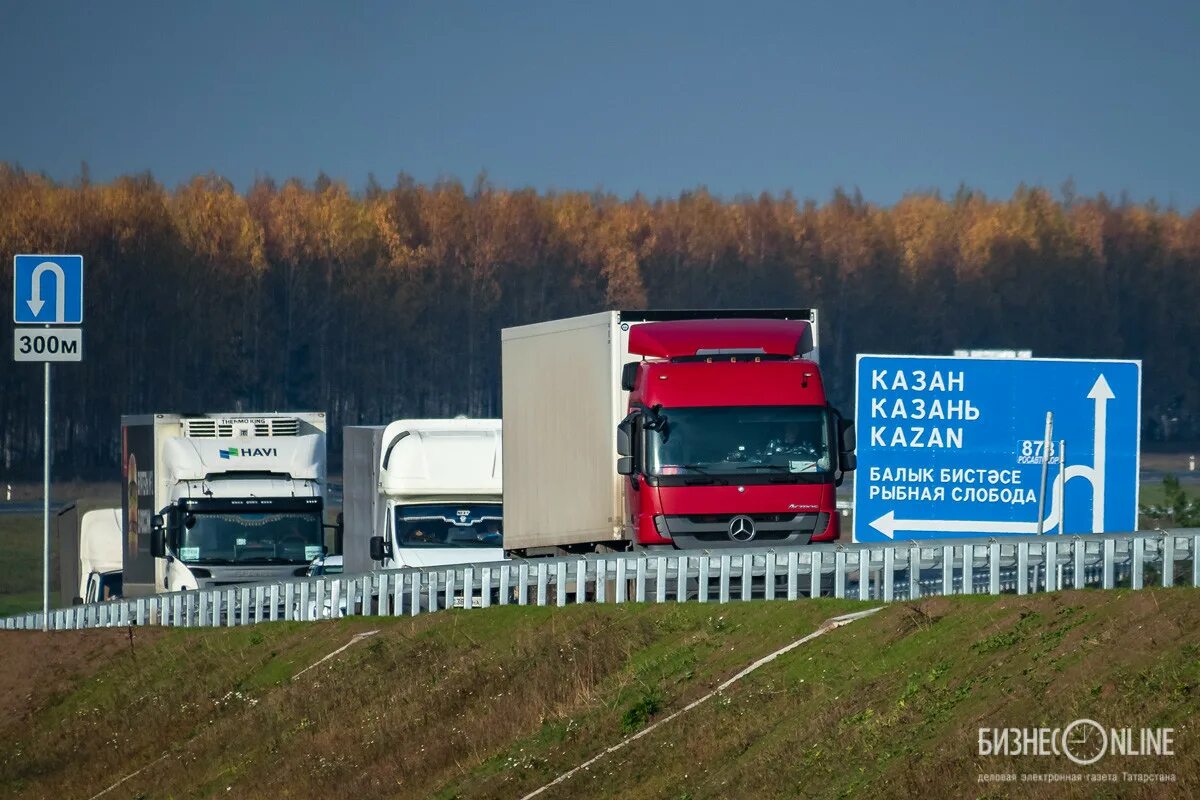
{"left": 25, "top": 261, "right": 67, "bottom": 321}
{"left": 1085, "top": 373, "right": 1113, "bottom": 533}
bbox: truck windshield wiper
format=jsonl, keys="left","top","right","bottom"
{"left": 235, "top": 557, "right": 299, "bottom": 565}
{"left": 736, "top": 463, "right": 792, "bottom": 471}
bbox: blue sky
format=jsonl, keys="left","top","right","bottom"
{"left": 2, "top": 1, "right": 1197, "bottom": 206}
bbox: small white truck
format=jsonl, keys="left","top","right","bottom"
{"left": 342, "top": 419, "right": 504, "bottom": 573}
{"left": 122, "top": 412, "right": 329, "bottom": 596}
{"left": 56, "top": 503, "right": 123, "bottom": 604}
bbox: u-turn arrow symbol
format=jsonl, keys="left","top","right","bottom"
{"left": 26, "top": 261, "right": 67, "bottom": 322}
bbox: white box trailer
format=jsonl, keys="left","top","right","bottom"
{"left": 502, "top": 313, "right": 629, "bottom": 552}
{"left": 500, "top": 310, "right": 821, "bottom": 553}
{"left": 342, "top": 426, "right": 388, "bottom": 573}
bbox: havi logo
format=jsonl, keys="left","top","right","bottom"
{"left": 219, "top": 447, "right": 278, "bottom": 460}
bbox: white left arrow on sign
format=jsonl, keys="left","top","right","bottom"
{"left": 26, "top": 261, "right": 66, "bottom": 322}
{"left": 869, "top": 510, "right": 1042, "bottom": 539}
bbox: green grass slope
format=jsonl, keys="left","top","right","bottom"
{"left": 0, "top": 516, "right": 51, "bottom": 616}
{"left": 1, "top": 591, "right": 1199, "bottom": 799}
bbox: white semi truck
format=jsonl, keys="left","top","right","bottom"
{"left": 121, "top": 412, "right": 329, "bottom": 596}
{"left": 342, "top": 419, "right": 504, "bottom": 573}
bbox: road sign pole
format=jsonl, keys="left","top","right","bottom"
{"left": 1057, "top": 439, "right": 1066, "bottom": 534}
{"left": 42, "top": 361, "right": 50, "bottom": 631}
{"left": 1035, "top": 412, "right": 1053, "bottom": 536}
{"left": 12, "top": 255, "right": 84, "bottom": 631}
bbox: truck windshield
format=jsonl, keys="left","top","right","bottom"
{"left": 394, "top": 503, "right": 502, "bottom": 549}
{"left": 646, "top": 406, "right": 832, "bottom": 476}
{"left": 176, "top": 512, "right": 324, "bottom": 565}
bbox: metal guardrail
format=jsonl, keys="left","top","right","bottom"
{"left": 5, "top": 530, "right": 1200, "bottom": 631}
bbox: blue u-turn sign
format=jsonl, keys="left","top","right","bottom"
{"left": 852, "top": 355, "right": 1141, "bottom": 543}
{"left": 13, "top": 255, "right": 84, "bottom": 324}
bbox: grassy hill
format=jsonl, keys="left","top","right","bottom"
{"left": 0, "top": 515, "right": 54, "bottom": 616}
{"left": 2, "top": 589, "right": 1199, "bottom": 799}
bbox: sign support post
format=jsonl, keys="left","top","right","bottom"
{"left": 42, "top": 361, "right": 50, "bottom": 630}
{"left": 1036, "top": 412, "right": 1053, "bottom": 536}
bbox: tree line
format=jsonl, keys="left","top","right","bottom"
{"left": 1, "top": 165, "right": 1197, "bottom": 479}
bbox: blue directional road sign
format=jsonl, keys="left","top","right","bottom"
{"left": 853, "top": 355, "right": 1141, "bottom": 543}
{"left": 13, "top": 255, "right": 84, "bottom": 324}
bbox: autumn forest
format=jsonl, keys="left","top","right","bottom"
{"left": 1, "top": 165, "right": 1197, "bottom": 478}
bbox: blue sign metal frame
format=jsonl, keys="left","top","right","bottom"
{"left": 853, "top": 355, "right": 1141, "bottom": 543}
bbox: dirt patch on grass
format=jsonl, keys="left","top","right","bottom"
{"left": 0, "top": 627, "right": 161, "bottom": 733}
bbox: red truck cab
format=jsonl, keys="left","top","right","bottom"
{"left": 616, "top": 318, "right": 856, "bottom": 549}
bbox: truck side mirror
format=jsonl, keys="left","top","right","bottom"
{"left": 620, "top": 362, "right": 639, "bottom": 392}
{"left": 369, "top": 535, "right": 390, "bottom": 562}
{"left": 616, "top": 415, "right": 635, "bottom": 457}
{"left": 617, "top": 456, "right": 634, "bottom": 476}
{"left": 150, "top": 528, "right": 166, "bottom": 558}
{"left": 834, "top": 412, "right": 856, "bottom": 486}
{"left": 837, "top": 418, "right": 856, "bottom": 453}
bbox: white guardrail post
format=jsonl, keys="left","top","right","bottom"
{"left": 1131, "top": 537, "right": 1145, "bottom": 590}
{"left": 1193, "top": 534, "right": 1200, "bottom": 588}
{"left": 941, "top": 545, "right": 954, "bottom": 595}
{"left": 1073, "top": 539, "right": 1085, "bottom": 589}
{"left": 500, "top": 563, "right": 512, "bottom": 605}
{"left": 1161, "top": 535, "right": 1174, "bottom": 588}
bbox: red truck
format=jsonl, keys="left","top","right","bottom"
{"left": 502, "top": 310, "right": 856, "bottom": 556}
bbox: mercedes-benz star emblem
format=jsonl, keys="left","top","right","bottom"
{"left": 728, "top": 515, "right": 756, "bottom": 542}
